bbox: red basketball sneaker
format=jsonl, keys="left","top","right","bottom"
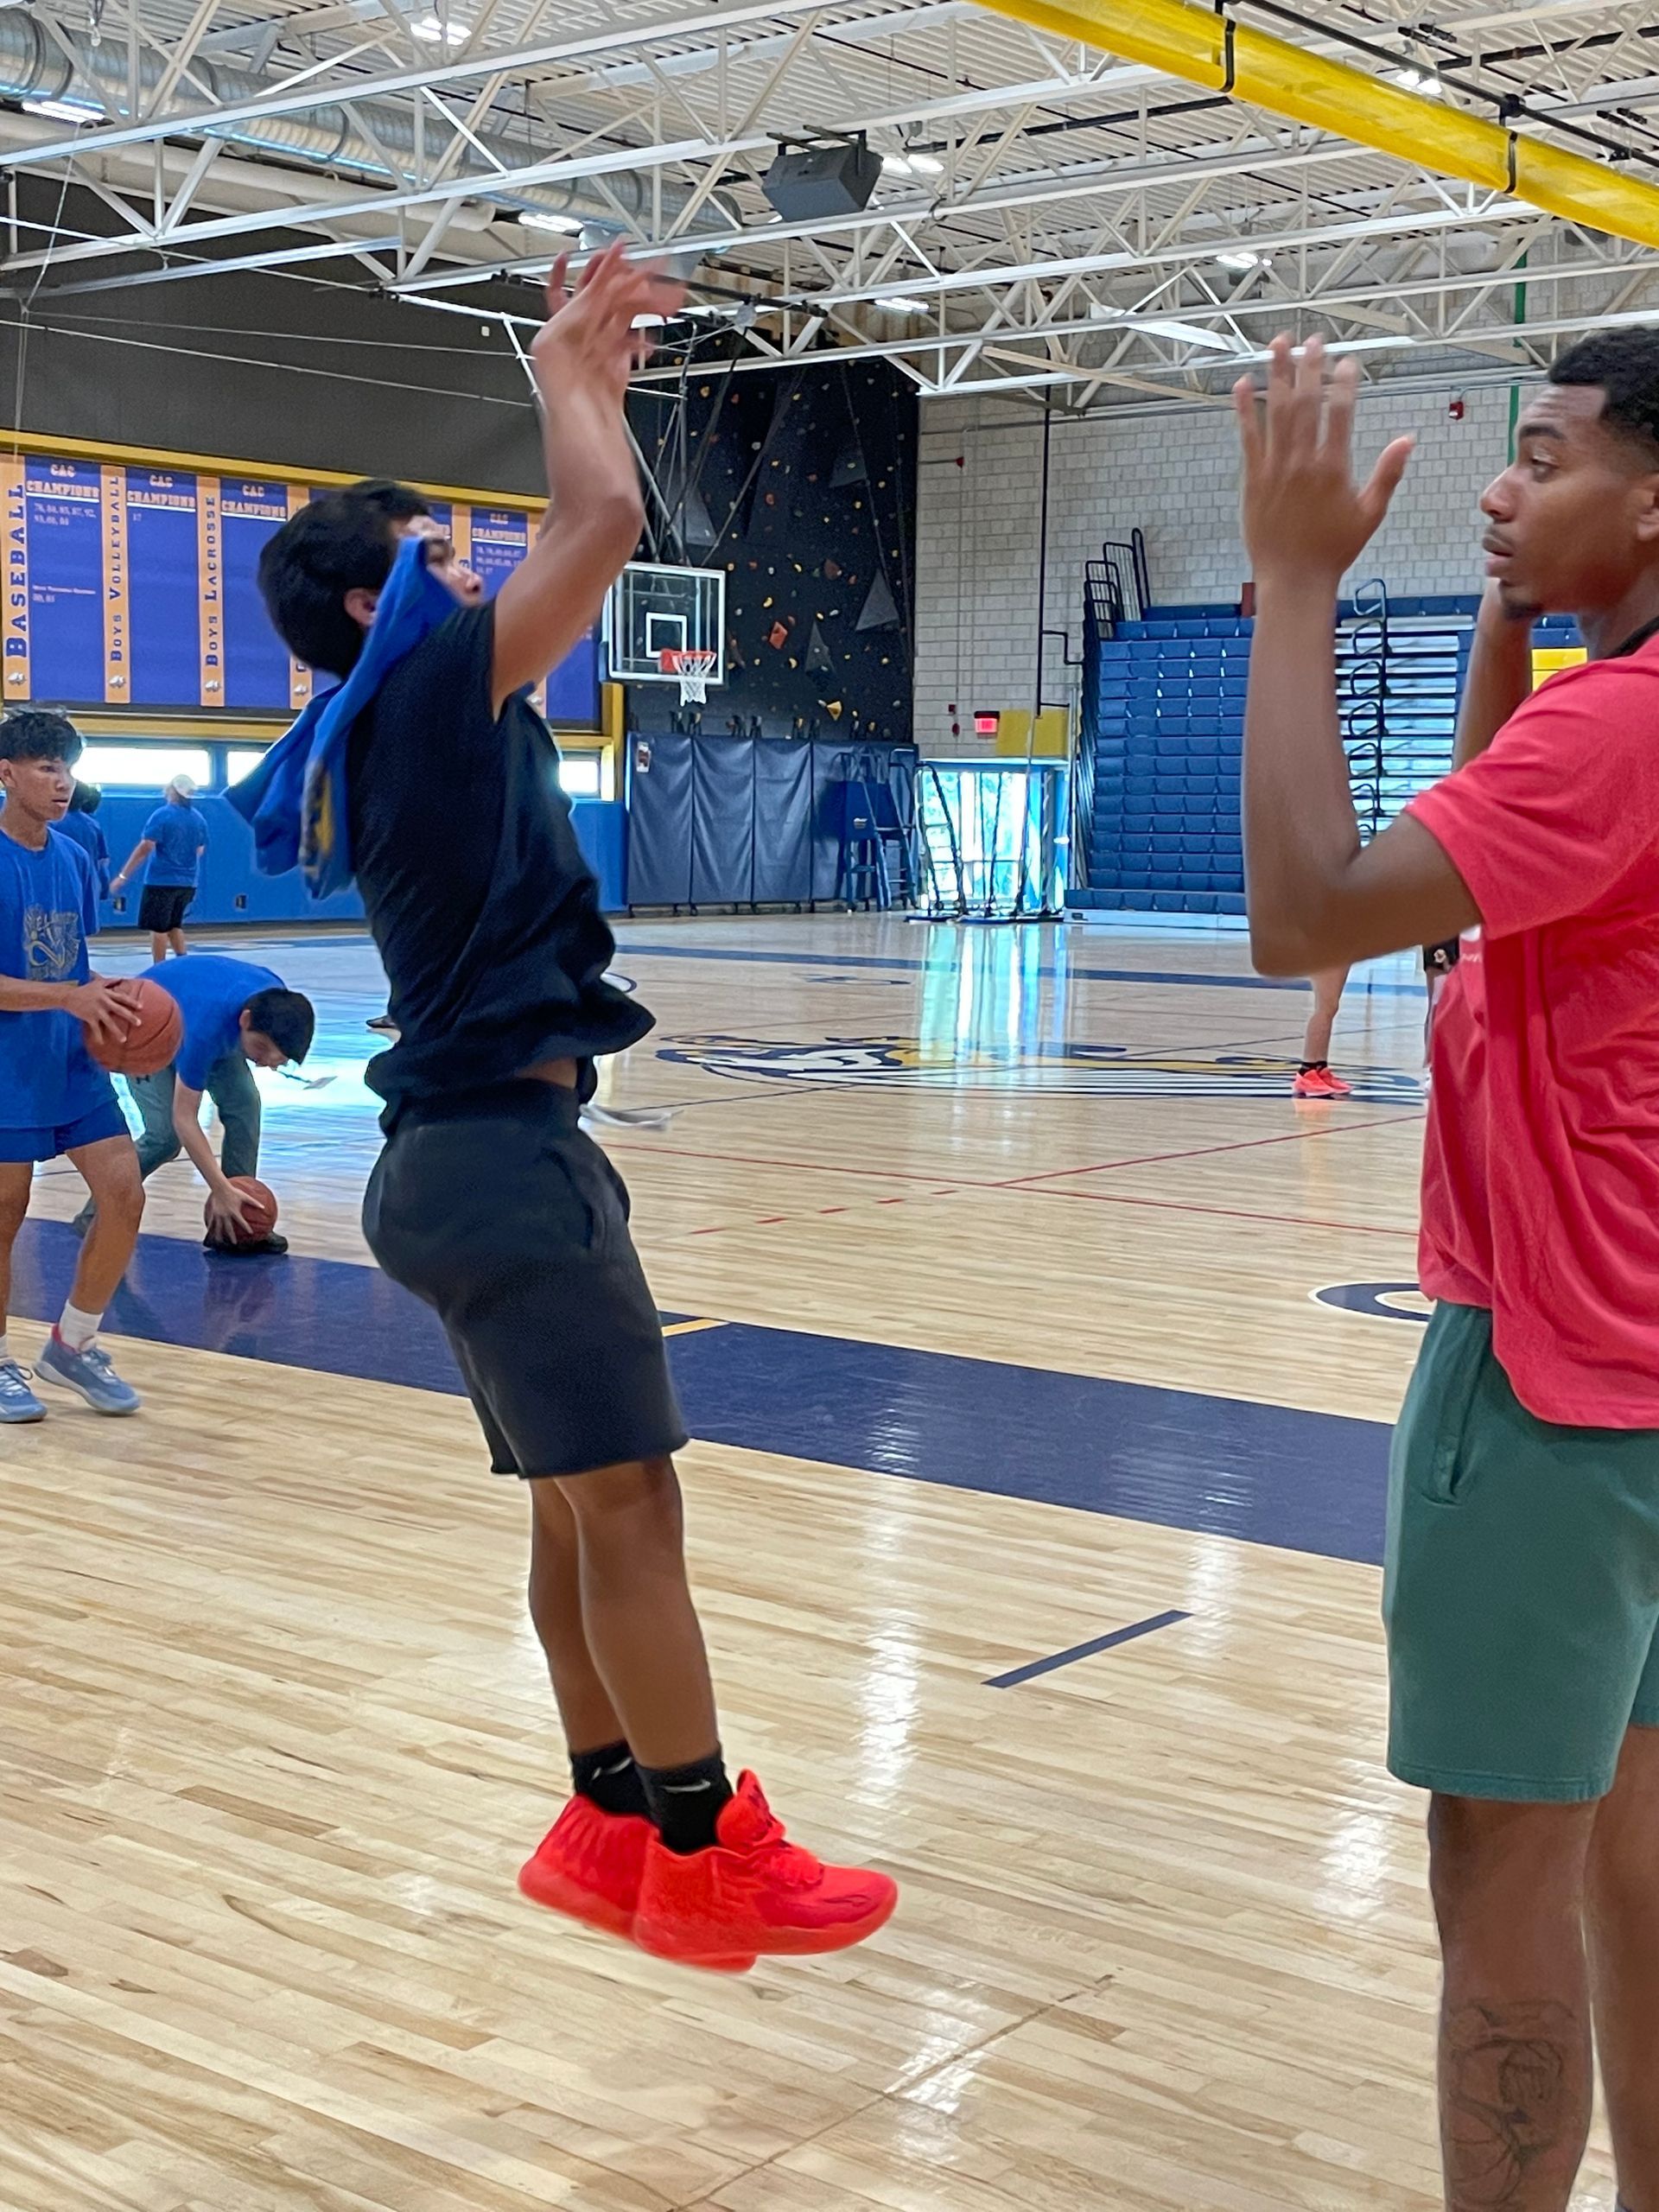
{"left": 1292, "top": 1065, "right": 1352, "bottom": 1099}
{"left": 632, "top": 1771, "right": 899, "bottom": 1970}
{"left": 517, "top": 1796, "right": 652, "bottom": 1942}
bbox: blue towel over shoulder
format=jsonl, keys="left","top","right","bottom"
{"left": 227, "top": 534, "right": 460, "bottom": 900}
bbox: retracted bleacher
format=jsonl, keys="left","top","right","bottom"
{"left": 1076, "top": 595, "right": 1582, "bottom": 916}
{"left": 1083, "top": 609, "right": 1247, "bottom": 917}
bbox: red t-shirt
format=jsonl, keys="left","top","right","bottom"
{"left": 1408, "top": 639, "right": 1659, "bottom": 1427}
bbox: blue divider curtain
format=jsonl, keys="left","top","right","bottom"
{"left": 83, "top": 791, "right": 628, "bottom": 926}
{"left": 626, "top": 734, "right": 914, "bottom": 910}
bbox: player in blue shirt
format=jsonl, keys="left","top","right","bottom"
{"left": 73, "top": 952, "right": 314, "bottom": 1255}
{"left": 54, "top": 781, "right": 111, "bottom": 898}
{"left": 111, "top": 773, "right": 210, "bottom": 960}
{"left": 0, "top": 711, "right": 145, "bottom": 1422}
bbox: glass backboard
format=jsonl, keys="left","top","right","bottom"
{"left": 607, "top": 562, "right": 725, "bottom": 686}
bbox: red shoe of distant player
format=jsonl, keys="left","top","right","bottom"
{"left": 632, "top": 1771, "right": 899, "bottom": 1970}
{"left": 1292, "top": 1065, "right": 1351, "bottom": 1099}
{"left": 518, "top": 1796, "right": 652, "bottom": 1942}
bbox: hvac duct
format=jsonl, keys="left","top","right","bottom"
{"left": 0, "top": 9, "right": 736, "bottom": 239}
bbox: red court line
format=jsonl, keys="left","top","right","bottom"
{"left": 607, "top": 1140, "right": 972, "bottom": 1187}
{"left": 990, "top": 1111, "right": 1422, "bottom": 1187}
{"left": 1020, "top": 1184, "right": 1418, "bottom": 1239}
{"left": 608, "top": 1109, "right": 1423, "bottom": 1201}
{"left": 679, "top": 1187, "right": 959, "bottom": 1239}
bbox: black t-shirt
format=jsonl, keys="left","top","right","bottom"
{"left": 346, "top": 602, "right": 652, "bottom": 1108}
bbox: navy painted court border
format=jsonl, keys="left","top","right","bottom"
{"left": 985, "top": 1609, "right": 1192, "bottom": 1688}
{"left": 13, "top": 1219, "right": 1392, "bottom": 1569}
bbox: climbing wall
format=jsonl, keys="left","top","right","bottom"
{"left": 627, "top": 360, "right": 916, "bottom": 743}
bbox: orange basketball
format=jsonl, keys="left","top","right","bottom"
{"left": 207, "top": 1175, "right": 279, "bottom": 1244}
{"left": 85, "top": 976, "right": 181, "bottom": 1077}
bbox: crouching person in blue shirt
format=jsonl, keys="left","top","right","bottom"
{"left": 73, "top": 953, "right": 314, "bottom": 1256}
{"left": 0, "top": 711, "right": 144, "bottom": 1422}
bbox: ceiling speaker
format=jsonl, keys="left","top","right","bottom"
{"left": 761, "top": 137, "right": 881, "bottom": 224}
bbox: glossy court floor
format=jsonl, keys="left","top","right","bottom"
{"left": 2, "top": 916, "right": 1619, "bottom": 2212}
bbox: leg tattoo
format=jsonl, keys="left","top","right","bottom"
{"left": 1443, "top": 2002, "right": 1581, "bottom": 2208}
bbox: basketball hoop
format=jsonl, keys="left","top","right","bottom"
{"left": 660, "top": 646, "right": 716, "bottom": 704}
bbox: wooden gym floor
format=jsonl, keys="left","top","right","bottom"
{"left": 1, "top": 915, "right": 1618, "bottom": 2211}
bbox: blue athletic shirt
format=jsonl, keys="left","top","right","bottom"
{"left": 54, "top": 809, "right": 111, "bottom": 897}
{"left": 142, "top": 800, "right": 209, "bottom": 887}
{"left": 138, "top": 953, "right": 281, "bottom": 1090}
{"left": 0, "top": 825, "right": 115, "bottom": 1130}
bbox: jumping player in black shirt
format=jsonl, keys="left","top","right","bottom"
{"left": 255, "top": 246, "right": 896, "bottom": 1972}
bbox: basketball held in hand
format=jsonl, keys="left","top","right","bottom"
{"left": 207, "top": 1175, "right": 279, "bottom": 1244}
{"left": 85, "top": 977, "right": 181, "bottom": 1077}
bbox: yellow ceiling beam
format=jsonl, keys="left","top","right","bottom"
{"left": 971, "top": 0, "right": 1659, "bottom": 251}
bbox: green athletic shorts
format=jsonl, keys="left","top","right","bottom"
{"left": 1384, "top": 1300, "right": 1659, "bottom": 1803}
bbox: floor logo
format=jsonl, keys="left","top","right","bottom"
{"left": 659, "top": 1034, "right": 1426, "bottom": 1102}
{"left": 1312, "top": 1281, "right": 1430, "bottom": 1324}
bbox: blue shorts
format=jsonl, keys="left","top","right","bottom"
{"left": 0, "top": 1096, "right": 130, "bottom": 1164}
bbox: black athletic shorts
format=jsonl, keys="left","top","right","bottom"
{"left": 1423, "top": 938, "right": 1462, "bottom": 976}
{"left": 138, "top": 883, "right": 194, "bottom": 934}
{"left": 362, "top": 1078, "right": 687, "bottom": 1478}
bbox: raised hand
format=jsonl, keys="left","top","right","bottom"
{"left": 1233, "top": 334, "right": 1414, "bottom": 588}
{"left": 531, "top": 239, "right": 686, "bottom": 407}
{"left": 491, "top": 238, "right": 686, "bottom": 708}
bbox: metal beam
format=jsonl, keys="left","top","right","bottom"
{"left": 972, "top": 0, "right": 1659, "bottom": 249}
{"left": 15, "top": 232, "right": 404, "bottom": 296}
{"left": 803, "top": 199, "right": 1539, "bottom": 309}
{"left": 0, "top": 0, "right": 901, "bottom": 169}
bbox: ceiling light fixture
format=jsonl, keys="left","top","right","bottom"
{"left": 876, "top": 296, "right": 930, "bottom": 315}
{"left": 906, "top": 150, "right": 944, "bottom": 176}
{"left": 1216, "top": 248, "right": 1268, "bottom": 271}
{"left": 22, "top": 96, "right": 99, "bottom": 123}
{"left": 881, "top": 152, "right": 912, "bottom": 177}
{"left": 1140, "top": 317, "right": 1244, "bottom": 352}
{"left": 1391, "top": 66, "right": 1443, "bottom": 97}
{"left": 518, "top": 209, "right": 583, "bottom": 235}
{"left": 411, "top": 14, "right": 466, "bottom": 43}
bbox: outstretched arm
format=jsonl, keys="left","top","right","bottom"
{"left": 111, "top": 837, "right": 155, "bottom": 893}
{"left": 490, "top": 243, "right": 684, "bottom": 715}
{"left": 0, "top": 974, "right": 137, "bottom": 1049}
{"left": 1235, "top": 334, "right": 1480, "bottom": 976}
{"left": 169, "top": 1079, "right": 252, "bottom": 1240}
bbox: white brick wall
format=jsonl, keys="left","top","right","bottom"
{"left": 914, "top": 382, "right": 1515, "bottom": 756}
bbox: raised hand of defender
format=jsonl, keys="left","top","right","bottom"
{"left": 530, "top": 240, "right": 685, "bottom": 406}
{"left": 1233, "top": 334, "right": 1414, "bottom": 588}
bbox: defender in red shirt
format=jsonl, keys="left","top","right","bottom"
{"left": 1236, "top": 329, "right": 1659, "bottom": 2211}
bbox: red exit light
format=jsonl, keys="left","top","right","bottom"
{"left": 973, "top": 710, "right": 1000, "bottom": 734}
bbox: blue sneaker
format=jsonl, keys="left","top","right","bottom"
{"left": 34, "top": 1334, "right": 141, "bottom": 1416}
{"left": 0, "top": 1357, "right": 45, "bottom": 1423}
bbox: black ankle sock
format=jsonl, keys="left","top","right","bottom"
{"left": 638, "top": 1751, "right": 733, "bottom": 1854}
{"left": 1298, "top": 1059, "right": 1326, "bottom": 1075}
{"left": 569, "top": 1740, "right": 649, "bottom": 1821}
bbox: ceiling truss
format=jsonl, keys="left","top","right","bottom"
{"left": 3, "top": 0, "right": 1659, "bottom": 409}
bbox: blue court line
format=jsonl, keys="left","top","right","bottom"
{"left": 985, "top": 1609, "right": 1192, "bottom": 1688}
{"left": 11, "top": 1220, "right": 1392, "bottom": 1568}
{"left": 620, "top": 939, "right": 1432, "bottom": 998}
